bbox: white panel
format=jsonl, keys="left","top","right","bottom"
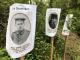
{"left": 6, "top": 3, "right": 37, "bottom": 58}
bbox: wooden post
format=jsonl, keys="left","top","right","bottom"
{"left": 15, "top": 57, "right": 24, "bottom": 60}
{"left": 19, "top": 56, "right": 24, "bottom": 60}
{"left": 62, "top": 36, "right": 68, "bottom": 60}
{"left": 50, "top": 37, "right": 54, "bottom": 60}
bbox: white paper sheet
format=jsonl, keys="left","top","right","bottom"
{"left": 62, "top": 14, "right": 73, "bottom": 36}
{"left": 45, "top": 8, "right": 61, "bottom": 37}
{"left": 6, "top": 3, "right": 37, "bottom": 58}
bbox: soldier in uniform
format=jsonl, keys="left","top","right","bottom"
{"left": 49, "top": 14, "right": 57, "bottom": 29}
{"left": 11, "top": 17, "right": 30, "bottom": 45}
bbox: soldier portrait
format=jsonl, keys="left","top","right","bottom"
{"left": 10, "top": 13, "right": 31, "bottom": 45}
{"left": 49, "top": 14, "right": 58, "bottom": 29}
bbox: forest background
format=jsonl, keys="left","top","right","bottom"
{"left": 0, "top": 0, "right": 80, "bottom": 60}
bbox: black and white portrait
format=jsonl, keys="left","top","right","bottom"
{"left": 49, "top": 14, "right": 58, "bottom": 29}
{"left": 10, "top": 13, "right": 31, "bottom": 45}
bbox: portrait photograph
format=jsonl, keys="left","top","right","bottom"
{"left": 10, "top": 13, "right": 31, "bottom": 45}
{"left": 48, "top": 14, "right": 58, "bottom": 29}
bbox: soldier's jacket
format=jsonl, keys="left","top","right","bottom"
{"left": 11, "top": 29, "right": 30, "bottom": 45}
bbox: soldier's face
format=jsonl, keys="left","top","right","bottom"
{"left": 15, "top": 20, "right": 24, "bottom": 30}
{"left": 52, "top": 18, "right": 57, "bottom": 25}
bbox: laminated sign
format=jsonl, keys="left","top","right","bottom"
{"left": 62, "top": 14, "right": 73, "bottom": 36}
{"left": 45, "top": 8, "right": 61, "bottom": 37}
{"left": 6, "top": 3, "right": 37, "bottom": 58}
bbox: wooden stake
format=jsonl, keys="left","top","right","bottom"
{"left": 50, "top": 37, "right": 54, "bottom": 60}
{"left": 16, "top": 57, "right": 24, "bottom": 60}
{"left": 19, "top": 56, "right": 24, "bottom": 60}
{"left": 62, "top": 36, "right": 68, "bottom": 60}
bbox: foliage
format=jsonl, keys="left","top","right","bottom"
{"left": 71, "top": 9, "right": 80, "bottom": 36}
{"left": 0, "top": 48, "right": 12, "bottom": 60}
{"left": 0, "top": 0, "right": 80, "bottom": 60}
